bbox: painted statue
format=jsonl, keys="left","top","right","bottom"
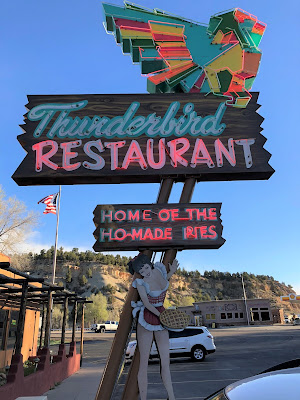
{"left": 129, "top": 253, "right": 179, "bottom": 400}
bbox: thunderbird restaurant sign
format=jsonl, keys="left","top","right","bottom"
{"left": 13, "top": 93, "right": 273, "bottom": 186}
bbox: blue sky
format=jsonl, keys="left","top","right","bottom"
{"left": 1, "top": 0, "right": 299, "bottom": 293}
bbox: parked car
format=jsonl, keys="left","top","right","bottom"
{"left": 204, "top": 359, "right": 300, "bottom": 400}
{"left": 293, "top": 318, "right": 300, "bottom": 326}
{"left": 126, "top": 326, "right": 216, "bottom": 362}
{"left": 91, "top": 320, "right": 119, "bottom": 333}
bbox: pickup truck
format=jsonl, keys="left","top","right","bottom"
{"left": 91, "top": 320, "right": 119, "bottom": 333}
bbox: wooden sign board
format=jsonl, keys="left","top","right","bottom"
{"left": 93, "top": 203, "right": 225, "bottom": 251}
{"left": 12, "top": 93, "right": 274, "bottom": 186}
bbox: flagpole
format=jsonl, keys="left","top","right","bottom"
{"left": 46, "top": 186, "right": 62, "bottom": 348}
{"left": 52, "top": 185, "right": 61, "bottom": 285}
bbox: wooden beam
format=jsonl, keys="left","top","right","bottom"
{"left": 0, "top": 275, "right": 31, "bottom": 284}
{"left": 0, "top": 262, "right": 10, "bottom": 268}
{"left": 14, "top": 282, "right": 28, "bottom": 354}
{"left": 44, "top": 291, "right": 52, "bottom": 347}
{"left": 61, "top": 296, "right": 68, "bottom": 345}
{"left": 72, "top": 300, "right": 78, "bottom": 343}
{"left": 80, "top": 303, "right": 85, "bottom": 366}
{"left": 0, "top": 286, "right": 64, "bottom": 294}
{"left": 0, "top": 263, "right": 45, "bottom": 283}
{"left": 94, "top": 178, "right": 174, "bottom": 400}
{"left": 1, "top": 309, "right": 11, "bottom": 351}
{"left": 39, "top": 303, "right": 45, "bottom": 349}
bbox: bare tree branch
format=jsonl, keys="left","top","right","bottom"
{"left": 0, "top": 186, "right": 39, "bottom": 254}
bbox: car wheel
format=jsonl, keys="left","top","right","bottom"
{"left": 191, "top": 345, "right": 206, "bottom": 362}
{"left": 100, "top": 327, "right": 105, "bottom": 333}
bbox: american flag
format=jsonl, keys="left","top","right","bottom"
{"left": 38, "top": 193, "right": 59, "bottom": 215}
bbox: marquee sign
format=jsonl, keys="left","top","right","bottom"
{"left": 93, "top": 203, "right": 225, "bottom": 251}
{"left": 12, "top": 93, "right": 273, "bottom": 186}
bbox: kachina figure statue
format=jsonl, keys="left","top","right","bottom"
{"left": 128, "top": 253, "right": 179, "bottom": 400}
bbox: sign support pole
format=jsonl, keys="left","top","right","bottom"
{"left": 121, "top": 177, "right": 196, "bottom": 400}
{"left": 94, "top": 178, "right": 174, "bottom": 400}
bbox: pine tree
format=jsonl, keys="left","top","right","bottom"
{"left": 66, "top": 268, "right": 72, "bottom": 283}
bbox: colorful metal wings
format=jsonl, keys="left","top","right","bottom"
{"left": 102, "top": 2, "right": 266, "bottom": 108}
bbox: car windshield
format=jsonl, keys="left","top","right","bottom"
{"left": 105, "top": 321, "right": 110, "bottom": 324}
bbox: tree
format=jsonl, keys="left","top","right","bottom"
{"left": 194, "top": 270, "right": 201, "bottom": 279}
{"left": 52, "top": 305, "right": 63, "bottom": 329}
{"left": 180, "top": 296, "right": 195, "bottom": 307}
{"left": 79, "top": 274, "right": 88, "bottom": 286}
{"left": 83, "top": 250, "right": 94, "bottom": 262}
{"left": 87, "top": 268, "right": 93, "bottom": 278}
{"left": 46, "top": 246, "right": 55, "bottom": 260}
{"left": 217, "top": 291, "right": 223, "bottom": 300}
{"left": 85, "top": 293, "right": 108, "bottom": 325}
{"left": 203, "top": 292, "right": 211, "bottom": 301}
{"left": 114, "top": 254, "right": 122, "bottom": 265}
{"left": 57, "top": 246, "right": 65, "bottom": 261}
{"left": 66, "top": 268, "right": 72, "bottom": 283}
{"left": 0, "top": 187, "right": 38, "bottom": 253}
{"left": 102, "top": 284, "right": 116, "bottom": 294}
{"left": 164, "top": 298, "right": 172, "bottom": 309}
{"left": 10, "top": 253, "right": 33, "bottom": 271}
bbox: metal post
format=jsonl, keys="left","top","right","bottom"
{"left": 242, "top": 273, "right": 250, "bottom": 326}
{"left": 94, "top": 178, "right": 174, "bottom": 400}
{"left": 1, "top": 309, "right": 11, "bottom": 350}
{"left": 15, "top": 281, "right": 28, "bottom": 354}
{"left": 72, "top": 301, "right": 78, "bottom": 343}
{"left": 52, "top": 185, "right": 61, "bottom": 285}
{"left": 44, "top": 291, "right": 52, "bottom": 347}
{"left": 80, "top": 303, "right": 85, "bottom": 366}
{"left": 39, "top": 303, "right": 45, "bottom": 348}
{"left": 61, "top": 296, "right": 68, "bottom": 344}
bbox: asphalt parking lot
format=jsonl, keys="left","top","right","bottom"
{"left": 114, "top": 325, "right": 300, "bottom": 400}
{"left": 50, "top": 324, "right": 300, "bottom": 400}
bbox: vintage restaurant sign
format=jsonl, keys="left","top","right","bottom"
{"left": 13, "top": 93, "right": 274, "bottom": 186}
{"left": 93, "top": 203, "right": 225, "bottom": 251}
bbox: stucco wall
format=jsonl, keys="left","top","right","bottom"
{"left": 21, "top": 309, "right": 40, "bottom": 361}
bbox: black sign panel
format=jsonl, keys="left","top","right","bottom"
{"left": 13, "top": 93, "right": 273, "bottom": 186}
{"left": 93, "top": 203, "right": 225, "bottom": 251}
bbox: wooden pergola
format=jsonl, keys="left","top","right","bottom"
{"left": 0, "top": 262, "right": 91, "bottom": 364}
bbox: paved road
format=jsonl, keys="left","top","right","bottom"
{"left": 50, "top": 325, "right": 300, "bottom": 400}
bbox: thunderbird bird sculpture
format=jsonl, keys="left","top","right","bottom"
{"left": 103, "top": 2, "right": 266, "bottom": 108}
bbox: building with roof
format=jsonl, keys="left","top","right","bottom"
{"left": 178, "top": 298, "right": 272, "bottom": 327}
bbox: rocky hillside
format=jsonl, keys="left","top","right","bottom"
{"left": 16, "top": 249, "right": 299, "bottom": 316}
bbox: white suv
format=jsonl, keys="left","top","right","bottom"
{"left": 126, "top": 326, "right": 216, "bottom": 362}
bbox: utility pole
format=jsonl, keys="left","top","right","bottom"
{"left": 242, "top": 273, "right": 250, "bottom": 326}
